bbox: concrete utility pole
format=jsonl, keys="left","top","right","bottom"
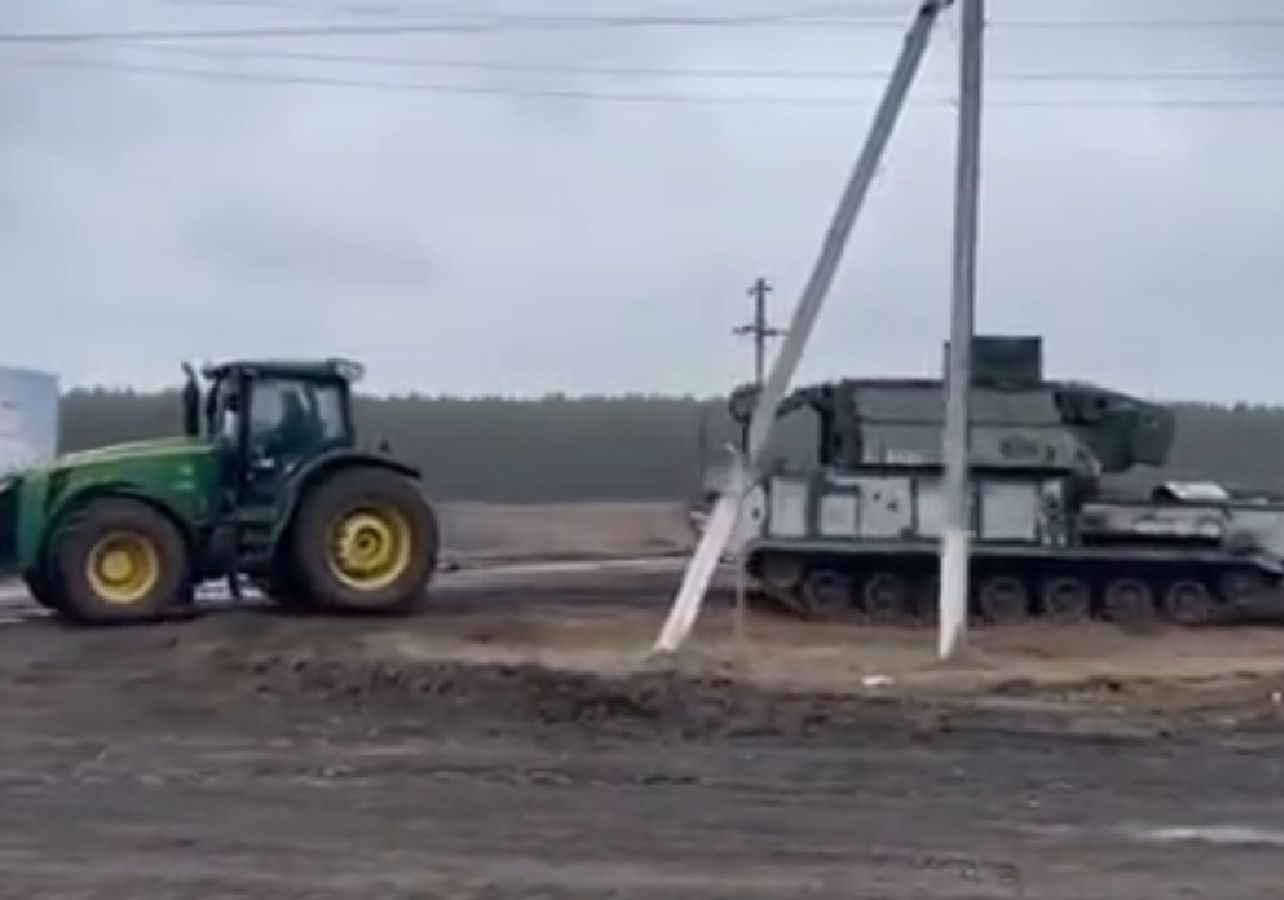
{"left": 653, "top": 0, "right": 954, "bottom": 655}
{"left": 938, "top": 0, "right": 985, "bottom": 661}
{"left": 733, "top": 277, "right": 787, "bottom": 389}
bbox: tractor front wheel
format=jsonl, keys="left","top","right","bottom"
{"left": 46, "top": 498, "right": 191, "bottom": 626}
{"left": 288, "top": 468, "right": 438, "bottom": 615}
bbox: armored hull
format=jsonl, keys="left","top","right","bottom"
{"left": 711, "top": 336, "right": 1284, "bottom": 625}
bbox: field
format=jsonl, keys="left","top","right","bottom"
{"left": 5, "top": 503, "right": 1284, "bottom": 898}
{"left": 435, "top": 500, "right": 695, "bottom": 565}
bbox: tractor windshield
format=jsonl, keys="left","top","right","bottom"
{"left": 247, "top": 377, "right": 349, "bottom": 458}
{"left": 202, "top": 371, "right": 351, "bottom": 459}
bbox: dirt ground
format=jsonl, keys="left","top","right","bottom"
{"left": 5, "top": 553, "right": 1284, "bottom": 899}
{"left": 436, "top": 501, "right": 694, "bottom": 566}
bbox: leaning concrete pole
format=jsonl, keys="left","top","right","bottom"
{"left": 653, "top": 0, "right": 955, "bottom": 654}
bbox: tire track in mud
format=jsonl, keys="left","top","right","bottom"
{"left": 0, "top": 556, "right": 693, "bottom": 626}
{"left": 5, "top": 634, "right": 1284, "bottom": 897}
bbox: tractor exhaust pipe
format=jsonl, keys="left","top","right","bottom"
{"left": 181, "top": 363, "right": 201, "bottom": 438}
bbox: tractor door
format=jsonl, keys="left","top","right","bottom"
{"left": 240, "top": 375, "right": 351, "bottom": 509}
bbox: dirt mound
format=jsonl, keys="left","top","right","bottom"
{"left": 10, "top": 577, "right": 1284, "bottom": 744}
{"left": 202, "top": 643, "right": 1232, "bottom": 744}
{"left": 210, "top": 650, "right": 852, "bottom": 736}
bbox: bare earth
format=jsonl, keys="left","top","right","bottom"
{"left": 5, "top": 505, "right": 1284, "bottom": 897}
{"left": 437, "top": 501, "right": 695, "bottom": 566}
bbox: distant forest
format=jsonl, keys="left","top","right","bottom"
{"left": 58, "top": 389, "right": 1284, "bottom": 502}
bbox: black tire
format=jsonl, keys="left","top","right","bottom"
{"left": 23, "top": 564, "right": 62, "bottom": 613}
{"left": 46, "top": 498, "right": 190, "bottom": 626}
{"left": 287, "top": 467, "right": 438, "bottom": 615}
{"left": 254, "top": 559, "right": 315, "bottom": 614}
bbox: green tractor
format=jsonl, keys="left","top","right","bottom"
{"left": 0, "top": 358, "right": 439, "bottom": 625}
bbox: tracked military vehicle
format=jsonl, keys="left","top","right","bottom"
{"left": 706, "top": 336, "right": 1284, "bottom": 626}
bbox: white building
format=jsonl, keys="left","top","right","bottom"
{"left": 0, "top": 365, "right": 59, "bottom": 476}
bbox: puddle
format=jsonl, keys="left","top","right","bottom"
{"left": 1120, "top": 825, "right": 1284, "bottom": 847}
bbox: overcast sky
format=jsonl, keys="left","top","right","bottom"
{"left": 1, "top": 0, "right": 1282, "bottom": 401}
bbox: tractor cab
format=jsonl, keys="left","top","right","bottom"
{"left": 183, "top": 358, "right": 365, "bottom": 497}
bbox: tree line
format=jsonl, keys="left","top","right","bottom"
{"left": 57, "top": 389, "right": 1284, "bottom": 502}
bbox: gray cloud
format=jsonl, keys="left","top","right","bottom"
{"left": 1, "top": 0, "right": 1282, "bottom": 400}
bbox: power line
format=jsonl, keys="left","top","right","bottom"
{"left": 0, "top": 16, "right": 920, "bottom": 44}
{"left": 8, "top": 52, "right": 1284, "bottom": 111}
{"left": 107, "top": 42, "right": 1284, "bottom": 84}
{"left": 991, "top": 98, "right": 1284, "bottom": 109}
{"left": 156, "top": 0, "right": 1284, "bottom": 30}
{"left": 5, "top": 15, "right": 1284, "bottom": 43}
{"left": 162, "top": 0, "right": 887, "bottom": 15}
{"left": 996, "top": 18, "right": 1284, "bottom": 29}
{"left": 0, "top": 53, "right": 890, "bottom": 104}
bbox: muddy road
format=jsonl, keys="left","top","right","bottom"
{"left": 4, "top": 564, "right": 1284, "bottom": 897}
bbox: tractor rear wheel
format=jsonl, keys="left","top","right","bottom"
{"left": 24, "top": 564, "right": 62, "bottom": 614}
{"left": 254, "top": 564, "right": 314, "bottom": 613}
{"left": 287, "top": 467, "right": 438, "bottom": 615}
{"left": 46, "top": 498, "right": 190, "bottom": 625}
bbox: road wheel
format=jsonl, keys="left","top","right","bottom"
{"left": 863, "top": 572, "right": 911, "bottom": 624}
{"left": 1220, "top": 568, "right": 1270, "bottom": 605}
{"left": 1039, "top": 576, "right": 1091, "bottom": 622}
{"left": 912, "top": 575, "right": 940, "bottom": 626}
{"left": 1162, "top": 578, "right": 1217, "bottom": 625}
{"left": 47, "top": 498, "right": 189, "bottom": 625}
{"left": 798, "top": 569, "right": 854, "bottom": 621}
{"left": 1102, "top": 577, "right": 1157, "bottom": 625}
{"left": 977, "top": 575, "right": 1030, "bottom": 625}
{"left": 758, "top": 554, "right": 804, "bottom": 593}
{"left": 289, "top": 467, "right": 438, "bottom": 614}
{"left": 751, "top": 554, "right": 809, "bottom": 618}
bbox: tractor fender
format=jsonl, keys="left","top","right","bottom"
{"left": 271, "top": 450, "right": 428, "bottom": 546}
{"left": 35, "top": 482, "right": 198, "bottom": 574}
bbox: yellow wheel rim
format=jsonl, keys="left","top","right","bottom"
{"left": 85, "top": 530, "right": 161, "bottom": 605}
{"left": 327, "top": 505, "right": 413, "bottom": 592}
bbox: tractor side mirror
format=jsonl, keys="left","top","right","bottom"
{"left": 181, "top": 363, "right": 201, "bottom": 437}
